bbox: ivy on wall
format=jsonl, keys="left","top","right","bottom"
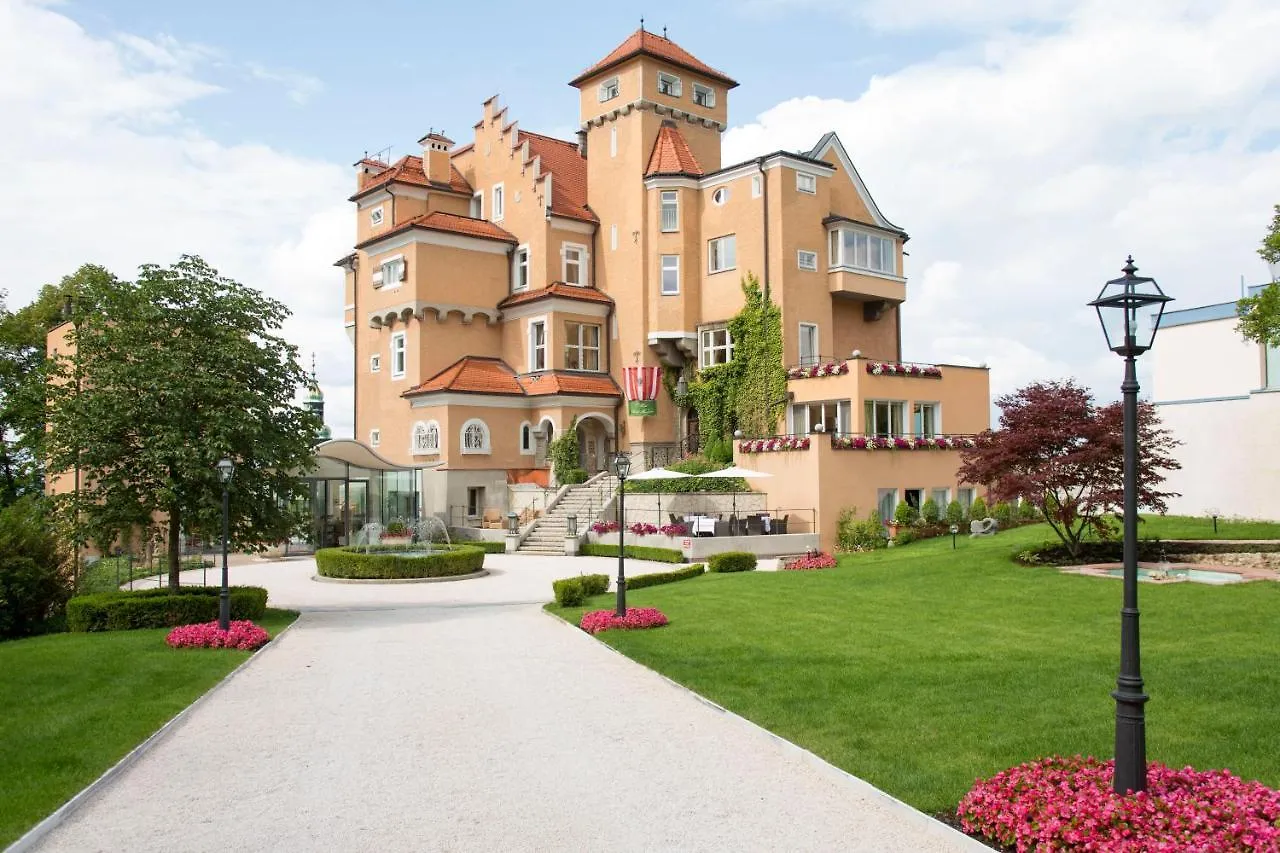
{"left": 674, "top": 273, "right": 786, "bottom": 452}
{"left": 549, "top": 416, "right": 583, "bottom": 484}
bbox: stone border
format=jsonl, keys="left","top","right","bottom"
{"left": 1068, "top": 562, "right": 1276, "bottom": 583}
{"left": 311, "top": 569, "right": 489, "bottom": 585}
{"left": 5, "top": 618, "right": 301, "bottom": 853}
{"left": 539, "top": 610, "right": 987, "bottom": 850}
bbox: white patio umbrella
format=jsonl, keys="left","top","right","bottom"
{"left": 626, "top": 466, "right": 690, "bottom": 524}
{"left": 693, "top": 465, "right": 772, "bottom": 519}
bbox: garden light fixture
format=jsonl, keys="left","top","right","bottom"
{"left": 1206, "top": 508, "right": 1220, "bottom": 535}
{"left": 612, "top": 450, "right": 631, "bottom": 616}
{"left": 506, "top": 511, "right": 518, "bottom": 535}
{"left": 1089, "top": 256, "right": 1172, "bottom": 795}
{"left": 215, "top": 457, "right": 235, "bottom": 630}
{"left": 950, "top": 524, "right": 958, "bottom": 549}
{"left": 566, "top": 512, "right": 578, "bottom": 538}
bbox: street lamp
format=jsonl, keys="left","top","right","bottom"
{"left": 950, "top": 524, "right": 959, "bottom": 549}
{"left": 1088, "top": 255, "right": 1172, "bottom": 795}
{"left": 612, "top": 450, "right": 632, "bottom": 616}
{"left": 215, "top": 457, "right": 235, "bottom": 631}
{"left": 1206, "top": 507, "right": 1220, "bottom": 535}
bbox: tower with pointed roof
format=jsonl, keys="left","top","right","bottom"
{"left": 306, "top": 354, "right": 332, "bottom": 444}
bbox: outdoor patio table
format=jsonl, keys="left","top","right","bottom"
{"left": 685, "top": 515, "right": 717, "bottom": 536}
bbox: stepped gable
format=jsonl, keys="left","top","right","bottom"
{"left": 352, "top": 154, "right": 472, "bottom": 199}
{"left": 570, "top": 28, "right": 738, "bottom": 88}
{"left": 645, "top": 123, "right": 704, "bottom": 177}
{"left": 520, "top": 130, "right": 596, "bottom": 223}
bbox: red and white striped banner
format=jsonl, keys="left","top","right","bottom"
{"left": 623, "top": 365, "right": 662, "bottom": 402}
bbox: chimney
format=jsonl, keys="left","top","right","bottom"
{"left": 419, "top": 131, "right": 454, "bottom": 185}
{"left": 577, "top": 129, "right": 588, "bottom": 158}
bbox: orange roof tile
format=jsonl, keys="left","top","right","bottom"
{"left": 407, "top": 357, "right": 524, "bottom": 396}
{"left": 570, "top": 28, "right": 737, "bottom": 88}
{"left": 521, "top": 131, "right": 596, "bottom": 223}
{"left": 355, "top": 211, "right": 517, "bottom": 250}
{"left": 520, "top": 372, "right": 622, "bottom": 397}
{"left": 496, "top": 282, "right": 614, "bottom": 309}
{"left": 351, "top": 155, "right": 472, "bottom": 200}
{"left": 645, "top": 124, "right": 704, "bottom": 177}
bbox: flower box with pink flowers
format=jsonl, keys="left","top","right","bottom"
{"left": 865, "top": 361, "right": 943, "bottom": 378}
{"left": 786, "top": 361, "right": 850, "bottom": 380}
{"left": 831, "top": 435, "right": 976, "bottom": 451}
{"left": 738, "top": 436, "right": 811, "bottom": 454}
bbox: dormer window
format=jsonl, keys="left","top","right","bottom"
{"left": 599, "top": 77, "right": 620, "bottom": 102}
{"left": 657, "top": 72, "right": 682, "bottom": 97}
{"left": 370, "top": 207, "right": 384, "bottom": 227}
{"left": 693, "top": 83, "right": 715, "bottom": 108}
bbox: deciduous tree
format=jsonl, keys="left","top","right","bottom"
{"left": 957, "top": 380, "right": 1180, "bottom": 557}
{"left": 1236, "top": 204, "right": 1280, "bottom": 347}
{"left": 45, "top": 256, "right": 320, "bottom": 588}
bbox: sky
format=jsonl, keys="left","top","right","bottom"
{"left": 2, "top": 0, "right": 1278, "bottom": 439}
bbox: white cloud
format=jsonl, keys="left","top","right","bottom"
{"left": 0, "top": 0, "right": 355, "bottom": 436}
{"left": 246, "top": 62, "right": 324, "bottom": 105}
{"left": 725, "top": 0, "right": 1280, "bottom": 403}
{"left": 734, "top": 0, "right": 1077, "bottom": 30}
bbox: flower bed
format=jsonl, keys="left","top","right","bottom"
{"left": 786, "top": 361, "right": 849, "bottom": 380}
{"left": 579, "top": 607, "right": 669, "bottom": 634}
{"left": 831, "top": 435, "right": 976, "bottom": 451}
{"left": 957, "top": 755, "right": 1280, "bottom": 851}
{"left": 783, "top": 552, "right": 837, "bottom": 570}
{"left": 165, "top": 620, "right": 271, "bottom": 651}
{"left": 738, "top": 436, "right": 811, "bottom": 454}
{"left": 866, "top": 361, "right": 943, "bottom": 378}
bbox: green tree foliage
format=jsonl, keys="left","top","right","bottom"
{"left": 968, "top": 496, "right": 988, "bottom": 522}
{"left": 549, "top": 417, "right": 581, "bottom": 485}
{"left": 920, "top": 498, "right": 941, "bottom": 524}
{"left": 685, "top": 274, "right": 786, "bottom": 448}
{"left": 1236, "top": 204, "right": 1280, "bottom": 348}
{"left": 44, "top": 256, "right": 320, "bottom": 589}
{"left": 0, "top": 496, "right": 71, "bottom": 638}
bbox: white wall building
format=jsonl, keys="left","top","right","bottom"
{"left": 1152, "top": 284, "right": 1280, "bottom": 521}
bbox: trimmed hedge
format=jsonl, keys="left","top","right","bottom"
{"left": 551, "top": 574, "right": 609, "bottom": 606}
{"left": 67, "top": 586, "right": 269, "bottom": 633}
{"left": 627, "top": 563, "right": 705, "bottom": 591}
{"left": 708, "top": 551, "right": 757, "bottom": 573}
{"left": 579, "top": 543, "right": 684, "bottom": 563}
{"left": 1016, "top": 539, "right": 1280, "bottom": 567}
{"left": 450, "top": 539, "right": 507, "bottom": 554}
{"left": 315, "top": 544, "right": 485, "bottom": 579}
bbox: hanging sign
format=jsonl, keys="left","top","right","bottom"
{"left": 623, "top": 366, "right": 661, "bottom": 417}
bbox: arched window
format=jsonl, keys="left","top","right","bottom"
{"left": 460, "top": 419, "right": 490, "bottom": 454}
{"left": 540, "top": 418, "right": 555, "bottom": 443}
{"left": 519, "top": 421, "right": 534, "bottom": 455}
{"left": 412, "top": 420, "right": 439, "bottom": 454}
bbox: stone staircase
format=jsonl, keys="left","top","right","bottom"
{"left": 516, "top": 472, "right": 619, "bottom": 555}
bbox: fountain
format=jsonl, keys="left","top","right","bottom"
{"left": 352, "top": 522, "right": 385, "bottom": 553}
{"left": 411, "top": 516, "right": 452, "bottom": 553}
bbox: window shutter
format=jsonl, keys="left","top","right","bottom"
{"left": 371, "top": 270, "right": 383, "bottom": 287}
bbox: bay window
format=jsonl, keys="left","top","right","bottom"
{"left": 564, "top": 322, "right": 601, "bottom": 371}
{"left": 512, "top": 246, "right": 529, "bottom": 291}
{"left": 661, "top": 255, "right": 680, "bottom": 295}
{"left": 829, "top": 227, "right": 897, "bottom": 275}
{"left": 529, "top": 320, "right": 546, "bottom": 371}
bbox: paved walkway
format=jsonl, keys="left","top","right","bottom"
{"left": 30, "top": 555, "right": 983, "bottom": 852}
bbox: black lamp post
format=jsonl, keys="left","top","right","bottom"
{"left": 1207, "top": 508, "right": 1220, "bottom": 535}
{"left": 612, "top": 450, "right": 632, "bottom": 616}
{"left": 950, "top": 524, "right": 958, "bottom": 549}
{"left": 1088, "top": 255, "right": 1172, "bottom": 795}
{"left": 215, "top": 457, "right": 235, "bottom": 630}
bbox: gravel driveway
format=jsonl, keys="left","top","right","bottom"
{"left": 27, "top": 555, "right": 984, "bottom": 852}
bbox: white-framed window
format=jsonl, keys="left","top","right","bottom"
{"left": 864, "top": 399, "right": 906, "bottom": 437}
{"left": 369, "top": 354, "right": 381, "bottom": 373}
{"left": 512, "top": 245, "right": 529, "bottom": 291}
{"left": 461, "top": 418, "right": 491, "bottom": 454}
{"left": 492, "top": 183, "right": 504, "bottom": 221}
{"left": 369, "top": 429, "right": 381, "bottom": 448}
{"left": 692, "top": 83, "right": 715, "bottom": 107}
{"left": 799, "top": 323, "right": 819, "bottom": 366}
{"left": 712, "top": 187, "right": 729, "bottom": 206}
{"left": 412, "top": 420, "right": 440, "bottom": 455}
{"left": 657, "top": 72, "right": 682, "bottom": 97}
{"left": 370, "top": 207, "right": 384, "bottom": 227}
{"left": 564, "top": 322, "right": 601, "bottom": 371}
{"left": 611, "top": 224, "right": 618, "bottom": 251}
{"left": 796, "top": 172, "right": 817, "bottom": 194}
{"left": 610, "top": 126, "right": 618, "bottom": 158}
{"left": 699, "top": 325, "right": 734, "bottom": 368}
{"left": 830, "top": 227, "right": 897, "bottom": 275}
{"left": 797, "top": 250, "right": 818, "bottom": 271}
{"left": 930, "top": 488, "right": 950, "bottom": 508}
{"left": 660, "top": 191, "right": 678, "bottom": 232}
{"left": 466, "top": 486, "right": 485, "bottom": 517}
{"left": 562, "top": 243, "right": 588, "bottom": 285}
{"left": 390, "top": 331, "right": 406, "bottom": 379}
{"left": 519, "top": 421, "right": 534, "bottom": 455}
{"left": 792, "top": 399, "right": 849, "bottom": 435}
{"left": 599, "top": 77, "right": 620, "bottom": 102}
{"left": 958, "top": 487, "right": 976, "bottom": 513}
{"left": 378, "top": 255, "right": 405, "bottom": 290}
{"left": 751, "top": 175, "right": 762, "bottom": 198}
{"left": 913, "top": 402, "right": 941, "bottom": 438}
{"left": 470, "top": 192, "right": 482, "bottom": 218}
{"left": 529, "top": 319, "right": 547, "bottom": 371}
{"left": 661, "top": 255, "right": 680, "bottom": 295}
{"left": 877, "top": 488, "right": 898, "bottom": 525}
{"left": 708, "top": 235, "right": 736, "bottom": 274}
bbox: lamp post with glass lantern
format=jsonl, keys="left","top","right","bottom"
{"left": 215, "top": 457, "right": 236, "bottom": 630}
{"left": 1088, "top": 255, "right": 1172, "bottom": 795}
{"left": 612, "top": 451, "right": 632, "bottom": 616}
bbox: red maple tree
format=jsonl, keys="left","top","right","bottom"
{"left": 958, "top": 380, "right": 1181, "bottom": 556}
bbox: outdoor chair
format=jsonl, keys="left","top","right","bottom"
{"left": 713, "top": 519, "right": 730, "bottom": 537}
{"left": 746, "top": 516, "right": 762, "bottom": 536}
{"left": 670, "top": 513, "right": 681, "bottom": 526}
{"left": 775, "top": 514, "right": 789, "bottom": 535}
{"left": 481, "top": 508, "right": 504, "bottom": 529}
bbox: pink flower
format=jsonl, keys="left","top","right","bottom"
{"left": 783, "top": 552, "right": 837, "bottom": 570}
{"left": 590, "top": 520, "right": 620, "bottom": 534}
{"left": 659, "top": 523, "right": 688, "bottom": 536}
{"left": 165, "top": 620, "right": 271, "bottom": 651}
{"left": 628, "top": 522, "right": 658, "bottom": 535}
{"left": 579, "top": 607, "right": 669, "bottom": 634}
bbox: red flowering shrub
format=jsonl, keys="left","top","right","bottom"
{"left": 958, "top": 755, "right": 1280, "bottom": 852}
{"left": 590, "top": 521, "right": 619, "bottom": 534}
{"left": 579, "top": 607, "right": 669, "bottom": 634}
{"left": 165, "top": 620, "right": 271, "bottom": 651}
{"left": 783, "top": 552, "right": 837, "bottom": 570}
{"left": 627, "top": 522, "right": 659, "bottom": 536}
{"left": 659, "top": 523, "right": 688, "bottom": 536}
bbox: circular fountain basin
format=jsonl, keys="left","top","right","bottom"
{"left": 313, "top": 543, "right": 486, "bottom": 582}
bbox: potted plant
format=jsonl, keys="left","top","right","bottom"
{"left": 381, "top": 520, "right": 412, "bottom": 546}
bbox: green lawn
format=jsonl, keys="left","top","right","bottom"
{"left": 548, "top": 523, "right": 1280, "bottom": 815}
{"left": 0, "top": 608, "right": 298, "bottom": 847}
{"left": 1134, "top": 514, "right": 1280, "bottom": 540}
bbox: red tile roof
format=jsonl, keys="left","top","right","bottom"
{"left": 570, "top": 28, "right": 737, "bottom": 88}
{"left": 351, "top": 155, "right": 472, "bottom": 200}
{"left": 405, "top": 357, "right": 621, "bottom": 399}
{"left": 521, "top": 131, "right": 596, "bottom": 223}
{"left": 645, "top": 124, "right": 704, "bottom": 177}
{"left": 355, "top": 211, "right": 517, "bottom": 250}
{"left": 496, "top": 282, "right": 615, "bottom": 309}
